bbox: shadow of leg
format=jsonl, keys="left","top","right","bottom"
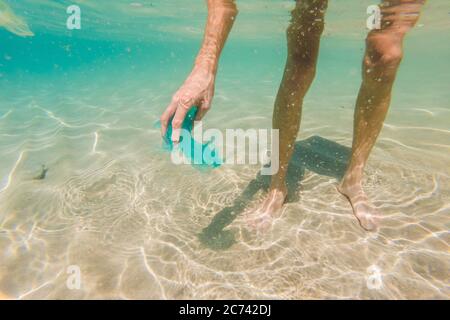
{"left": 198, "top": 179, "right": 265, "bottom": 250}
{"left": 199, "top": 136, "right": 351, "bottom": 250}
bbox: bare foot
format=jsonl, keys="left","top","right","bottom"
{"left": 338, "top": 182, "right": 380, "bottom": 231}
{"left": 246, "top": 185, "right": 287, "bottom": 232}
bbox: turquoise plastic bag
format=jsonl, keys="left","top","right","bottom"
{"left": 157, "top": 107, "right": 222, "bottom": 169}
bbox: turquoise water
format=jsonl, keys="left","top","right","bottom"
{"left": 0, "top": 0, "right": 449, "bottom": 299}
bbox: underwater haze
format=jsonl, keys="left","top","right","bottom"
{"left": 0, "top": 0, "right": 449, "bottom": 299}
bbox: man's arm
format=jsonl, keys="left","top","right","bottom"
{"left": 161, "top": 0, "right": 238, "bottom": 142}
{"left": 195, "top": 0, "right": 238, "bottom": 74}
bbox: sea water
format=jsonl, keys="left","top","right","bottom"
{"left": 0, "top": 0, "right": 449, "bottom": 299}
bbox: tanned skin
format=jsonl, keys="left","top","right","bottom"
{"left": 161, "top": 0, "right": 426, "bottom": 232}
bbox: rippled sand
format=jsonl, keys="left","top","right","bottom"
{"left": 0, "top": 61, "right": 448, "bottom": 299}
{"left": 0, "top": 1, "right": 449, "bottom": 298}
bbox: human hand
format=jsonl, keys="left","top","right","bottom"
{"left": 160, "top": 66, "right": 215, "bottom": 142}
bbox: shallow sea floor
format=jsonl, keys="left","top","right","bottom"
{"left": 0, "top": 0, "right": 449, "bottom": 299}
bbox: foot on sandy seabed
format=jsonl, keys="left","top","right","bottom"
{"left": 338, "top": 182, "right": 380, "bottom": 232}
{"left": 246, "top": 185, "right": 287, "bottom": 232}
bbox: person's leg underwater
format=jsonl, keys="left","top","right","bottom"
{"left": 339, "top": 0, "right": 426, "bottom": 231}
{"left": 248, "top": 0, "right": 328, "bottom": 229}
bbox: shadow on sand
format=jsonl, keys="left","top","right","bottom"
{"left": 198, "top": 135, "right": 351, "bottom": 250}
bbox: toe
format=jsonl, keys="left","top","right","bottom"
{"left": 359, "top": 215, "right": 378, "bottom": 232}
{"left": 354, "top": 204, "right": 380, "bottom": 232}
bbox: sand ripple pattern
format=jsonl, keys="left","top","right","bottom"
{"left": 0, "top": 59, "right": 449, "bottom": 299}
